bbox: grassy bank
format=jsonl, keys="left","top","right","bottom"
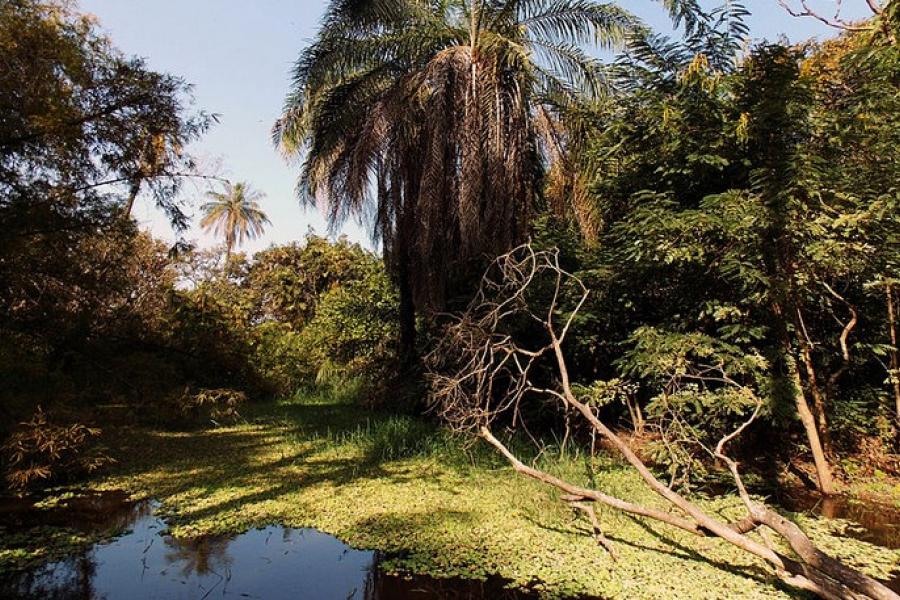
{"left": 3, "top": 390, "right": 899, "bottom": 598}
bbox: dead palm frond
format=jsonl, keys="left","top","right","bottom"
{"left": 275, "top": 0, "right": 655, "bottom": 356}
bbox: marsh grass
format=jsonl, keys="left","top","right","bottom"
{"left": 2, "top": 389, "right": 898, "bottom": 598}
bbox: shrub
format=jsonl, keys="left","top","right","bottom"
{"left": 249, "top": 322, "right": 314, "bottom": 395}
{"left": 177, "top": 388, "right": 246, "bottom": 425}
{"left": 299, "top": 269, "right": 398, "bottom": 395}
{"left": 2, "top": 408, "right": 114, "bottom": 495}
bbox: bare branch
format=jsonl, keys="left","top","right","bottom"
{"left": 427, "top": 243, "right": 900, "bottom": 600}
{"left": 776, "top": 0, "right": 879, "bottom": 32}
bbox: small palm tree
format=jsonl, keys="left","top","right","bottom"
{"left": 200, "top": 182, "right": 270, "bottom": 264}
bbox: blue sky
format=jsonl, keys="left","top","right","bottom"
{"left": 78, "top": 0, "right": 868, "bottom": 254}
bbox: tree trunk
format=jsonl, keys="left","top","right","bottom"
{"left": 396, "top": 166, "right": 419, "bottom": 371}
{"left": 397, "top": 240, "right": 417, "bottom": 369}
{"left": 771, "top": 296, "right": 834, "bottom": 495}
{"left": 793, "top": 305, "right": 834, "bottom": 458}
{"left": 789, "top": 356, "right": 836, "bottom": 494}
{"left": 122, "top": 178, "right": 141, "bottom": 219}
{"left": 798, "top": 337, "right": 834, "bottom": 458}
{"left": 224, "top": 237, "right": 233, "bottom": 277}
{"left": 887, "top": 284, "right": 900, "bottom": 424}
{"left": 774, "top": 303, "right": 835, "bottom": 494}
{"left": 625, "top": 393, "right": 644, "bottom": 435}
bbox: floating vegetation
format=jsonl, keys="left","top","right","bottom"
{"left": 1, "top": 393, "right": 898, "bottom": 598}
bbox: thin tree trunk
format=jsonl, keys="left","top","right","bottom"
{"left": 799, "top": 343, "right": 834, "bottom": 458}
{"left": 772, "top": 301, "right": 835, "bottom": 494}
{"left": 794, "top": 306, "right": 834, "bottom": 458}
{"left": 224, "top": 237, "right": 233, "bottom": 277}
{"left": 823, "top": 284, "right": 858, "bottom": 406}
{"left": 122, "top": 178, "right": 141, "bottom": 219}
{"left": 886, "top": 283, "right": 900, "bottom": 424}
{"left": 625, "top": 393, "right": 644, "bottom": 435}
{"left": 789, "top": 355, "right": 836, "bottom": 494}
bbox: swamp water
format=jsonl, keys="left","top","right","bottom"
{"left": 2, "top": 489, "right": 899, "bottom": 598}
{"left": 775, "top": 490, "right": 900, "bottom": 550}
{"left": 0, "top": 492, "right": 532, "bottom": 599}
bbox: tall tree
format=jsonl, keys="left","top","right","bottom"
{"left": 0, "top": 0, "right": 215, "bottom": 232}
{"left": 0, "top": 0, "right": 212, "bottom": 356}
{"left": 200, "top": 182, "right": 270, "bottom": 265}
{"left": 274, "top": 0, "right": 654, "bottom": 364}
{"left": 576, "top": 25, "right": 900, "bottom": 493}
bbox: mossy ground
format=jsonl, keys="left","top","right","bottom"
{"left": 3, "top": 390, "right": 898, "bottom": 598}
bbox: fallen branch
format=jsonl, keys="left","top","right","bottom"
{"left": 569, "top": 500, "right": 619, "bottom": 561}
{"left": 428, "top": 244, "right": 899, "bottom": 600}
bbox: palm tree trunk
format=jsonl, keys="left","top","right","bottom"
{"left": 224, "top": 237, "right": 233, "bottom": 276}
{"left": 397, "top": 236, "right": 416, "bottom": 369}
{"left": 396, "top": 155, "right": 420, "bottom": 371}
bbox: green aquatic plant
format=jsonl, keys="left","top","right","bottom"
{"left": 3, "top": 391, "right": 897, "bottom": 598}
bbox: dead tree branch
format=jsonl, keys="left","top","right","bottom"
{"left": 427, "top": 243, "right": 899, "bottom": 600}
{"left": 777, "top": 0, "right": 881, "bottom": 31}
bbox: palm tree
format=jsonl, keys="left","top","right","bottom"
{"left": 200, "top": 182, "right": 270, "bottom": 265}
{"left": 274, "top": 0, "right": 671, "bottom": 363}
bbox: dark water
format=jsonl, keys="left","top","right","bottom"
{"left": 773, "top": 490, "right": 900, "bottom": 594}
{"left": 0, "top": 493, "right": 532, "bottom": 600}
{"left": 775, "top": 490, "right": 900, "bottom": 549}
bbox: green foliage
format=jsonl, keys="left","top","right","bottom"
{"left": 1, "top": 226, "right": 176, "bottom": 359}
{"left": 619, "top": 328, "right": 768, "bottom": 485}
{"left": 0, "top": 1, "right": 236, "bottom": 427}
{"left": 572, "top": 378, "right": 637, "bottom": 409}
{"left": 0, "top": 0, "right": 214, "bottom": 229}
{"left": 549, "top": 22, "right": 900, "bottom": 476}
{"left": 246, "top": 234, "right": 380, "bottom": 327}
{"left": 619, "top": 327, "right": 768, "bottom": 383}
{"left": 167, "top": 234, "right": 399, "bottom": 398}
{"left": 247, "top": 322, "right": 313, "bottom": 394}
{"left": 299, "top": 264, "right": 398, "bottom": 386}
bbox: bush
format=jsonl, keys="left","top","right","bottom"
{"left": 175, "top": 387, "right": 246, "bottom": 426}
{"left": 2, "top": 408, "right": 114, "bottom": 495}
{"left": 299, "top": 268, "right": 398, "bottom": 395}
{"left": 249, "top": 322, "right": 314, "bottom": 395}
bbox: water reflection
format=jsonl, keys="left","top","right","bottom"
{"left": 0, "top": 494, "right": 533, "bottom": 599}
{"left": 7, "top": 488, "right": 896, "bottom": 599}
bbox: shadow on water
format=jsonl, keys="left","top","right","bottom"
{"left": 772, "top": 490, "right": 900, "bottom": 550}
{"left": 0, "top": 490, "right": 150, "bottom": 534}
{"left": 0, "top": 491, "right": 535, "bottom": 600}
{"left": 769, "top": 489, "right": 900, "bottom": 594}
